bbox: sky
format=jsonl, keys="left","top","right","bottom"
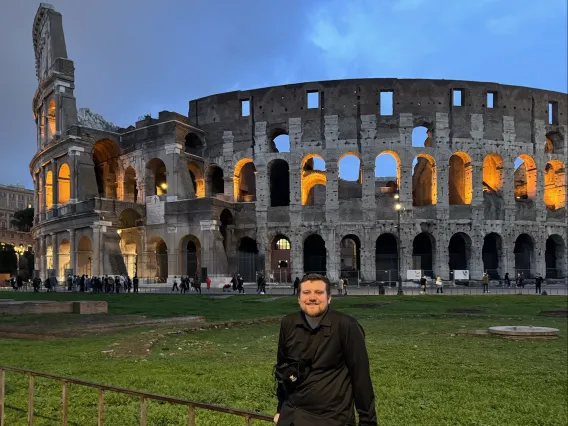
{"left": 0, "top": 0, "right": 566, "bottom": 189}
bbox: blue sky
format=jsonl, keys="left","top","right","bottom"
{"left": 0, "top": 0, "right": 566, "bottom": 188}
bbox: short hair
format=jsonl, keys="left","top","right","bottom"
{"left": 298, "top": 273, "right": 331, "bottom": 295}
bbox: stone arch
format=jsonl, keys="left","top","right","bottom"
{"left": 145, "top": 158, "right": 167, "bottom": 196}
{"left": 148, "top": 237, "right": 168, "bottom": 282}
{"left": 123, "top": 166, "right": 138, "bottom": 202}
{"left": 179, "top": 235, "right": 201, "bottom": 278}
{"left": 338, "top": 152, "right": 362, "bottom": 200}
{"left": 219, "top": 209, "right": 234, "bottom": 251}
{"left": 77, "top": 235, "right": 93, "bottom": 276}
{"left": 234, "top": 158, "right": 256, "bottom": 202}
{"left": 304, "top": 234, "right": 326, "bottom": 275}
{"left": 269, "top": 128, "right": 290, "bottom": 153}
{"left": 47, "top": 98, "right": 56, "bottom": 139}
{"left": 269, "top": 159, "right": 290, "bottom": 207}
{"left": 118, "top": 208, "right": 142, "bottom": 229}
{"left": 514, "top": 154, "right": 537, "bottom": 200}
{"left": 544, "top": 160, "right": 566, "bottom": 211}
{"left": 412, "top": 232, "right": 435, "bottom": 276}
{"left": 545, "top": 131, "right": 563, "bottom": 154}
{"left": 412, "top": 154, "right": 437, "bottom": 206}
{"left": 57, "top": 163, "right": 71, "bottom": 205}
{"left": 45, "top": 170, "right": 53, "bottom": 209}
{"left": 339, "top": 234, "right": 361, "bottom": 280}
{"left": 376, "top": 150, "right": 401, "bottom": 191}
{"left": 121, "top": 238, "right": 138, "bottom": 278}
{"left": 514, "top": 233, "right": 535, "bottom": 278}
{"left": 482, "top": 232, "right": 503, "bottom": 279}
{"left": 270, "top": 234, "right": 291, "bottom": 282}
{"left": 376, "top": 233, "right": 398, "bottom": 283}
{"left": 184, "top": 133, "right": 203, "bottom": 152}
{"left": 206, "top": 165, "right": 224, "bottom": 196}
{"left": 188, "top": 161, "right": 205, "bottom": 198}
{"left": 448, "top": 232, "right": 472, "bottom": 273}
{"left": 58, "top": 238, "right": 70, "bottom": 279}
{"left": 411, "top": 122, "right": 433, "bottom": 147}
{"left": 93, "top": 139, "right": 121, "bottom": 199}
{"left": 237, "top": 236, "right": 260, "bottom": 282}
{"left": 545, "top": 234, "right": 566, "bottom": 279}
{"left": 302, "top": 154, "right": 326, "bottom": 206}
{"left": 448, "top": 152, "right": 472, "bottom": 205}
{"left": 483, "top": 153, "right": 504, "bottom": 193}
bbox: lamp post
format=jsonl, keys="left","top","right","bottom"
{"left": 394, "top": 194, "right": 404, "bottom": 295}
{"left": 14, "top": 244, "right": 26, "bottom": 277}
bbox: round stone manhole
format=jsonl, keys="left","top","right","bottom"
{"left": 488, "top": 326, "right": 560, "bottom": 339}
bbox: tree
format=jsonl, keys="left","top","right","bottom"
{"left": 11, "top": 207, "right": 34, "bottom": 232}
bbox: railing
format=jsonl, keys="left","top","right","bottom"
{"left": 0, "top": 366, "right": 273, "bottom": 426}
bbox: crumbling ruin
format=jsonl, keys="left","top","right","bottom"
{"left": 29, "top": 4, "right": 567, "bottom": 285}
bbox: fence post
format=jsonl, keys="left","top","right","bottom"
{"left": 187, "top": 404, "right": 195, "bottom": 426}
{"left": 140, "top": 396, "right": 147, "bottom": 426}
{"left": 98, "top": 389, "right": 104, "bottom": 426}
{"left": 28, "top": 374, "right": 34, "bottom": 426}
{"left": 0, "top": 368, "right": 4, "bottom": 426}
{"left": 61, "top": 381, "right": 68, "bottom": 426}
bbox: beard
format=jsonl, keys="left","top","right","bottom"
{"left": 301, "top": 303, "right": 328, "bottom": 318}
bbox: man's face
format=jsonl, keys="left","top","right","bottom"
{"left": 298, "top": 280, "right": 331, "bottom": 317}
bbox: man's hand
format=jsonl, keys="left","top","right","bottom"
{"left": 273, "top": 413, "right": 280, "bottom": 424}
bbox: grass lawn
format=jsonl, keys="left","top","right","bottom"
{"left": 0, "top": 293, "right": 566, "bottom": 425}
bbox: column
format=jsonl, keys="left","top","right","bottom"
{"left": 325, "top": 228, "right": 339, "bottom": 282}
{"left": 51, "top": 158, "right": 59, "bottom": 209}
{"left": 435, "top": 234, "right": 450, "bottom": 281}
{"left": 436, "top": 155, "right": 449, "bottom": 220}
{"left": 502, "top": 158, "right": 516, "bottom": 222}
{"left": 68, "top": 228, "right": 76, "bottom": 274}
{"left": 398, "top": 165, "right": 413, "bottom": 209}
{"left": 361, "top": 164, "right": 376, "bottom": 223}
{"left": 164, "top": 143, "right": 188, "bottom": 201}
{"left": 40, "top": 167, "right": 47, "bottom": 219}
{"left": 325, "top": 165, "right": 339, "bottom": 223}
{"left": 91, "top": 225, "right": 101, "bottom": 276}
{"left": 50, "top": 232, "right": 59, "bottom": 279}
{"left": 360, "top": 227, "right": 375, "bottom": 282}
{"left": 40, "top": 236, "right": 47, "bottom": 279}
{"left": 290, "top": 234, "right": 303, "bottom": 281}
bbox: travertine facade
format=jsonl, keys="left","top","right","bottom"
{"left": 29, "top": 4, "right": 567, "bottom": 285}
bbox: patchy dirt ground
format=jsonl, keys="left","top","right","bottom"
{"left": 0, "top": 314, "right": 205, "bottom": 339}
{"left": 540, "top": 309, "right": 568, "bottom": 318}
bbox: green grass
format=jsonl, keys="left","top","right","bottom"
{"left": 0, "top": 293, "right": 567, "bottom": 425}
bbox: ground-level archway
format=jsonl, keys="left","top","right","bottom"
{"left": 340, "top": 234, "right": 360, "bottom": 281}
{"left": 270, "top": 235, "right": 291, "bottom": 282}
{"left": 448, "top": 233, "right": 472, "bottom": 275}
{"left": 482, "top": 233, "right": 503, "bottom": 279}
{"left": 545, "top": 235, "right": 566, "bottom": 279}
{"left": 514, "top": 233, "right": 534, "bottom": 278}
{"left": 375, "top": 233, "right": 398, "bottom": 284}
{"left": 412, "top": 233, "right": 435, "bottom": 276}
{"left": 179, "top": 235, "right": 201, "bottom": 279}
{"left": 77, "top": 236, "right": 93, "bottom": 276}
{"left": 236, "top": 237, "right": 261, "bottom": 282}
{"left": 58, "top": 239, "right": 70, "bottom": 279}
{"left": 304, "top": 234, "right": 326, "bottom": 275}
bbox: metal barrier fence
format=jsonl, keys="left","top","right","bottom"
{"left": 0, "top": 366, "right": 273, "bottom": 426}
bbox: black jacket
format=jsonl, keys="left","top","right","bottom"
{"left": 276, "top": 308, "right": 377, "bottom": 426}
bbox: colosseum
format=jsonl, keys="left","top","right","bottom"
{"left": 29, "top": 4, "right": 567, "bottom": 286}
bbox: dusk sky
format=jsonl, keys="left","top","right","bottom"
{"left": 0, "top": 0, "right": 566, "bottom": 189}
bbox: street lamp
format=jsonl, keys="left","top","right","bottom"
{"left": 14, "top": 244, "right": 26, "bottom": 277}
{"left": 394, "top": 194, "right": 404, "bottom": 295}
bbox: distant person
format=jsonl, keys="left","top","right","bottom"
{"left": 435, "top": 276, "right": 443, "bottom": 294}
{"left": 504, "top": 272, "right": 511, "bottom": 288}
{"left": 273, "top": 273, "right": 377, "bottom": 425}
{"left": 293, "top": 277, "right": 300, "bottom": 295}
{"left": 482, "top": 272, "right": 489, "bottom": 293}
{"left": 535, "top": 274, "right": 544, "bottom": 294}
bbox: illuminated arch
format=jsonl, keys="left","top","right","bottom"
{"left": 57, "top": 163, "right": 70, "bottom": 205}
{"left": 376, "top": 150, "right": 401, "bottom": 186}
{"left": 47, "top": 99, "right": 56, "bottom": 139}
{"left": 93, "top": 138, "right": 121, "bottom": 199}
{"left": 234, "top": 158, "right": 256, "bottom": 202}
{"left": 302, "top": 172, "right": 327, "bottom": 205}
{"left": 449, "top": 151, "right": 472, "bottom": 205}
{"left": 412, "top": 153, "right": 437, "bottom": 206}
{"left": 544, "top": 160, "right": 566, "bottom": 210}
{"left": 483, "top": 153, "right": 504, "bottom": 192}
{"left": 514, "top": 154, "right": 537, "bottom": 200}
{"left": 45, "top": 170, "right": 53, "bottom": 209}
{"left": 188, "top": 161, "right": 205, "bottom": 198}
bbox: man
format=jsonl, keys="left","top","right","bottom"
{"left": 274, "top": 273, "right": 377, "bottom": 425}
